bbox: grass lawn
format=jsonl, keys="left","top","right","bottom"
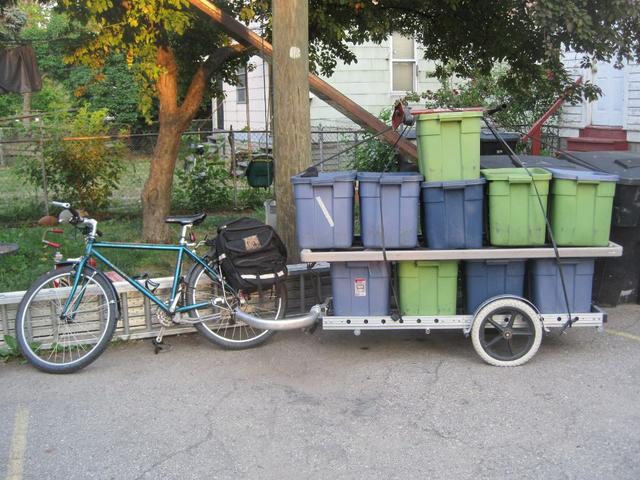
{"left": 0, "top": 158, "right": 152, "bottom": 223}
{"left": 0, "top": 210, "right": 262, "bottom": 293}
{"left": 0, "top": 154, "right": 274, "bottom": 292}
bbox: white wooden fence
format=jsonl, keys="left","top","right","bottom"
{"left": 0, "top": 263, "right": 331, "bottom": 346}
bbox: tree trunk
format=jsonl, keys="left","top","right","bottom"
{"left": 141, "top": 44, "right": 248, "bottom": 243}
{"left": 142, "top": 123, "right": 181, "bottom": 242}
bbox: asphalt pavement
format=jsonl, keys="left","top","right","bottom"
{"left": 1, "top": 305, "right": 640, "bottom": 479}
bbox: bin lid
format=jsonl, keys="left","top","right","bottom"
{"left": 480, "top": 130, "right": 521, "bottom": 142}
{"left": 481, "top": 167, "right": 552, "bottom": 181}
{"left": 357, "top": 172, "right": 423, "bottom": 183}
{"left": 290, "top": 170, "right": 356, "bottom": 184}
{"left": 544, "top": 167, "right": 619, "bottom": 182}
{"left": 480, "top": 154, "right": 590, "bottom": 171}
{"left": 421, "top": 177, "right": 486, "bottom": 189}
{"left": 558, "top": 151, "right": 640, "bottom": 186}
{"left": 411, "top": 107, "right": 484, "bottom": 120}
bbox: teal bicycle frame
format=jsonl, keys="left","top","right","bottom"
{"left": 61, "top": 237, "right": 233, "bottom": 317}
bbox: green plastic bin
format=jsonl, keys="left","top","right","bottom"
{"left": 546, "top": 168, "right": 619, "bottom": 246}
{"left": 481, "top": 168, "right": 552, "bottom": 246}
{"left": 398, "top": 260, "right": 459, "bottom": 315}
{"left": 414, "top": 109, "right": 483, "bottom": 181}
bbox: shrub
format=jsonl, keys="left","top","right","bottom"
{"left": 419, "top": 65, "right": 574, "bottom": 129}
{"left": 173, "top": 154, "right": 232, "bottom": 211}
{"left": 351, "top": 108, "right": 397, "bottom": 172}
{"left": 17, "top": 107, "right": 125, "bottom": 210}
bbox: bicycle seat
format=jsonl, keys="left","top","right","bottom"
{"left": 164, "top": 213, "right": 207, "bottom": 226}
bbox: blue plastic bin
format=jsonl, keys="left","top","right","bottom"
{"left": 358, "top": 172, "right": 423, "bottom": 248}
{"left": 421, "top": 178, "right": 485, "bottom": 249}
{"left": 331, "top": 262, "right": 390, "bottom": 316}
{"left": 529, "top": 258, "right": 595, "bottom": 313}
{"left": 291, "top": 171, "right": 356, "bottom": 249}
{"left": 464, "top": 260, "right": 526, "bottom": 313}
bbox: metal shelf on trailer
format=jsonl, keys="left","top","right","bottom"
{"left": 295, "top": 243, "right": 623, "bottom": 367}
{"left": 300, "top": 242, "right": 622, "bottom": 262}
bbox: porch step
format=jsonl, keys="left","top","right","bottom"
{"left": 568, "top": 126, "right": 629, "bottom": 152}
{"left": 579, "top": 126, "right": 627, "bottom": 141}
{"left": 567, "top": 137, "right": 629, "bottom": 152}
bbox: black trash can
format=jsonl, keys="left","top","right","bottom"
{"left": 559, "top": 151, "right": 640, "bottom": 306}
{"left": 480, "top": 130, "right": 520, "bottom": 155}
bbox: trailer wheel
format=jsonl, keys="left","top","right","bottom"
{"left": 471, "top": 297, "right": 542, "bottom": 367}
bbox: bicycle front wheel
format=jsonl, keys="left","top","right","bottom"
{"left": 186, "top": 263, "right": 287, "bottom": 349}
{"left": 15, "top": 265, "right": 118, "bottom": 374}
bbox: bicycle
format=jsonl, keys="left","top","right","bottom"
{"left": 15, "top": 201, "right": 287, "bottom": 374}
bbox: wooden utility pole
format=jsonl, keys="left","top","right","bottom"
{"left": 272, "top": 0, "right": 310, "bottom": 261}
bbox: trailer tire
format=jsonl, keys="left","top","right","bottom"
{"left": 471, "top": 297, "right": 542, "bottom": 367}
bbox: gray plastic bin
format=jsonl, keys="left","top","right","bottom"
{"left": 358, "top": 172, "right": 423, "bottom": 248}
{"left": 465, "top": 260, "right": 526, "bottom": 313}
{"left": 291, "top": 171, "right": 356, "bottom": 249}
{"left": 421, "top": 178, "right": 485, "bottom": 249}
{"left": 331, "top": 262, "right": 390, "bottom": 316}
{"left": 529, "top": 258, "right": 595, "bottom": 314}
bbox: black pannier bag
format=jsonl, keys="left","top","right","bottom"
{"left": 214, "top": 217, "right": 288, "bottom": 291}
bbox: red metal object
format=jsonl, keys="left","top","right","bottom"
{"left": 523, "top": 77, "right": 583, "bottom": 155}
{"left": 43, "top": 240, "right": 61, "bottom": 249}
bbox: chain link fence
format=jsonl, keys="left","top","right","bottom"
{"left": 0, "top": 111, "right": 562, "bottom": 221}
{"left": 0, "top": 114, "right": 370, "bottom": 220}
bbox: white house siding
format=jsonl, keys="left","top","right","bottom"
{"left": 559, "top": 52, "right": 588, "bottom": 139}
{"left": 216, "top": 39, "right": 441, "bottom": 130}
{"left": 560, "top": 51, "right": 640, "bottom": 149}
{"left": 628, "top": 67, "right": 640, "bottom": 147}
{"left": 215, "top": 57, "right": 271, "bottom": 131}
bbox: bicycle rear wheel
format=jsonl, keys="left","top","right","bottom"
{"left": 15, "top": 265, "right": 118, "bottom": 373}
{"left": 186, "top": 263, "right": 287, "bottom": 349}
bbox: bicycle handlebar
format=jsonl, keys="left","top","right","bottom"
{"left": 485, "top": 103, "right": 508, "bottom": 116}
{"left": 51, "top": 201, "right": 100, "bottom": 237}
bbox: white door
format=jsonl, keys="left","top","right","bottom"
{"left": 592, "top": 61, "right": 625, "bottom": 127}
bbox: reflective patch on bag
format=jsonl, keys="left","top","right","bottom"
{"left": 354, "top": 277, "right": 366, "bottom": 297}
{"left": 243, "top": 234, "right": 262, "bottom": 251}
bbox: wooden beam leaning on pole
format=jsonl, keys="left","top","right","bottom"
{"left": 188, "top": 0, "right": 418, "bottom": 160}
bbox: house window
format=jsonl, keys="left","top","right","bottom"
{"left": 391, "top": 32, "right": 416, "bottom": 92}
{"left": 236, "top": 66, "right": 247, "bottom": 104}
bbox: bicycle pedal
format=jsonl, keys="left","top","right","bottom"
{"left": 151, "top": 338, "right": 171, "bottom": 354}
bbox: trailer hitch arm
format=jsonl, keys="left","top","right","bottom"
{"left": 233, "top": 304, "right": 324, "bottom": 331}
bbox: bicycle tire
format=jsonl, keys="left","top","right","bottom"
{"left": 185, "top": 261, "right": 287, "bottom": 349}
{"left": 15, "top": 265, "right": 118, "bottom": 374}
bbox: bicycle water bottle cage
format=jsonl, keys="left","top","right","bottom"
{"left": 145, "top": 278, "right": 160, "bottom": 293}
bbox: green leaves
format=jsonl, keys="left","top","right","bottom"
{"left": 0, "top": 335, "right": 20, "bottom": 361}
{"left": 16, "top": 107, "right": 126, "bottom": 211}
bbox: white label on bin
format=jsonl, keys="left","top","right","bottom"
{"left": 354, "top": 278, "right": 367, "bottom": 297}
{"left": 315, "top": 196, "right": 335, "bottom": 227}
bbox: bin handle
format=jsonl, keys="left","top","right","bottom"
{"left": 576, "top": 179, "right": 600, "bottom": 185}
{"left": 379, "top": 177, "right": 406, "bottom": 185}
{"left": 484, "top": 259, "right": 510, "bottom": 265}
{"left": 508, "top": 176, "right": 533, "bottom": 184}
{"left": 311, "top": 179, "right": 337, "bottom": 186}
{"left": 442, "top": 181, "right": 469, "bottom": 189}
{"left": 415, "top": 260, "right": 434, "bottom": 267}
